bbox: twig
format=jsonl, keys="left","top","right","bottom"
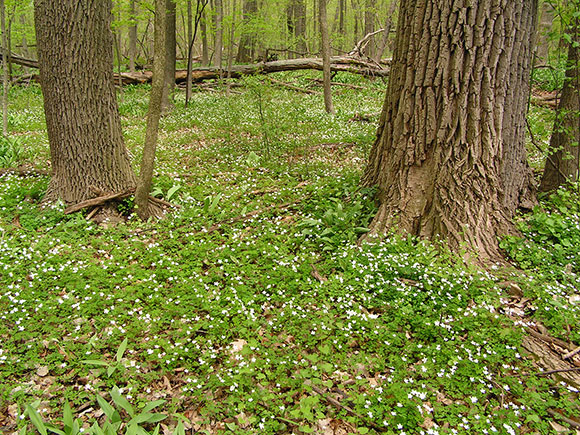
{"left": 547, "top": 408, "right": 580, "bottom": 429}
{"left": 267, "top": 77, "right": 321, "bottom": 95}
{"left": 563, "top": 346, "right": 580, "bottom": 360}
{"left": 148, "top": 195, "right": 181, "bottom": 209}
{"left": 85, "top": 207, "right": 100, "bottom": 220}
{"left": 528, "top": 367, "right": 580, "bottom": 377}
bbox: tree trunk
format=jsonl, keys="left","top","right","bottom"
{"left": 162, "top": 0, "right": 176, "bottom": 110}
{"left": 1, "top": 0, "right": 8, "bottom": 136}
{"left": 363, "top": 1, "right": 537, "bottom": 260}
{"left": 539, "top": 18, "right": 580, "bottom": 192}
{"left": 129, "top": 0, "right": 138, "bottom": 72}
{"left": 136, "top": 0, "right": 167, "bottom": 220}
{"left": 374, "top": 1, "right": 397, "bottom": 62}
{"left": 363, "top": 0, "right": 375, "bottom": 58}
{"left": 34, "top": 0, "right": 136, "bottom": 204}
{"left": 536, "top": 2, "right": 554, "bottom": 63}
{"left": 319, "top": 0, "right": 334, "bottom": 114}
{"left": 294, "top": 0, "right": 307, "bottom": 56}
{"left": 236, "top": 0, "right": 257, "bottom": 63}
{"left": 213, "top": 0, "right": 223, "bottom": 68}
{"left": 201, "top": 9, "right": 209, "bottom": 65}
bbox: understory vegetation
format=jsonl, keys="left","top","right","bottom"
{"left": 0, "top": 73, "right": 579, "bottom": 434}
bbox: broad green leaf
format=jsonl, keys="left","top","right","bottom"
{"left": 63, "top": 402, "right": 73, "bottom": 429}
{"left": 26, "top": 405, "right": 48, "bottom": 435}
{"left": 141, "top": 400, "right": 166, "bottom": 413}
{"left": 111, "top": 387, "right": 134, "bottom": 417}
{"left": 116, "top": 338, "right": 128, "bottom": 363}
{"left": 96, "top": 395, "right": 116, "bottom": 421}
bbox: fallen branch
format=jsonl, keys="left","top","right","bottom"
{"left": 563, "top": 346, "right": 580, "bottom": 360}
{"left": 526, "top": 327, "right": 577, "bottom": 352}
{"left": 267, "top": 77, "right": 321, "bottom": 95}
{"left": 64, "top": 189, "right": 134, "bottom": 215}
{"left": 546, "top": 408, "right": 580, "bottom": 429}
{"left": 530, "top": 367, "right": 580, "bottom": 376}
{"left": 0, "top": 51, "right": 38, "bottom": 69}
{"left": 310, "top": 264, "right": 327, "bottom": 283}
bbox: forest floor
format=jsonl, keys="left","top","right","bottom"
{"left": 0, "top": 72, "right": 579, "bottom": 434}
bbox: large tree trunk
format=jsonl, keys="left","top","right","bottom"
{"left": 34, "top": 0, "right": 136, "bottom": 204}
{"left": 363, "top": 1, "right": 537, "bottom": 260}
{"left": 539, "top": 18, "right": 580, "bottom": 192}
{"left": 319, "top": 0, "right": 334, "bottom": 114}
{"left": 236, "top": 0, "right": 257, "bottom": 63}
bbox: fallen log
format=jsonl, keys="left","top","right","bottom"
{"left": 116, "top": 56, "right": 390, "bottom": 86}
{"left": 0, "top": 52, "right": 38, "bottom": 69}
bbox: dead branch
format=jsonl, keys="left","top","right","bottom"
{"left": 0, "top": 51, "right": 38, "bottom": 69}
{"left": 64, "top": 189, "right": 134, "bottom": 215}
{"left": 267, "top": 77, "right": 321, "bottom": 95}
{"left": 546, "top": 409, "right": 580, "bottom": 429}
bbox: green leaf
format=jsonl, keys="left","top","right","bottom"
{"left": 111, "top": 386, "right": 134, "bottom": 417}
{"left": 90, "top": 422, "right": 106, "bottom": 435}
{"left": 225, "top": 422, "right": 237, "bottom": 431}
{"left": 173, "top": 422, "right": 186, "bottom": 435}
{"left": 96, "top": 395, "right": 118, "bottom": 422}
{"left": 116, "top": 338, "right": 128, "bottom": 363}
{"left": 62, "top": 402, "right": 73, "bottom": 429}
{"left": 128, "top": 412, "right": 167, "bottom": 425}
{"left": 141, "top": 400, "right": 166, "bottom": 413}
{"left": 358, "top": 427, "right": 369, "bottom": 434}
{"left": 107, "top": 365, "right": 117, "bottom": 378}
{"left": 26, "top": 405, "right": 48, "bottom": 435}
{"left": 299, "top": 425, "right": 314, "bottom": 433}
{"left": 166, "top": 185, "right": 181, "bottom": 201}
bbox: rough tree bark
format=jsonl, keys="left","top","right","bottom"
{"left": 34, "top": 0, "right": 136, "bottom": 204}
{"left": 540, "top": 16, "right": 580, "bottom": 192}
{"left": 363, "top": 1, "right": 538, "bottom": 260}
{"left": 364, "top": 0, "right": 375, "bottom": 58}
{"left": 135, "top": 0, "right": 167, "bottom": 220}
{"left": 319, "top": 0, "right": 334, "bottom": 114}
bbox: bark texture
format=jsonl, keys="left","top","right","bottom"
{"left": 34, "top": 0, "right": 136, "bottom": 204}
{"left": 162, "top": 0, "right": 176, "bottom": 110}
{"left": 539, "top": 18, "right": 580, "bottom": 192}
{"left": 236, "top": 0, "right": 257, "bottom": 62}
{"left": 363, "top": 1, "right": 537, "bottom": 259}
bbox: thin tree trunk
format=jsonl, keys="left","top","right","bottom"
{"left": 226, "top": 0, "right": 237, "bottom": 94}
{"left": 213, "top": 0, "right": 223, "bottom": 69}
{"left": 540, "top": 18, "right": 580, "bottom": 192}
{"left": 187, "top": 0, "right": 193, "bottom": 60}
{"left": 319, "top": 0, "right": 334, "bottom": 114}
{"left": 201, "top": 9, "right": 209, "bottom": 65}
{"left": 34, "top": 0, "right": 136, "bottom": 204}
{"left": 363, "top": 0, "right": 537, "bottom": 260}
{"left": 136, "top": 0, "right": 167, "bottom": 220}
{"left": 162, "top": 0, "right": 176, "bottom": 110}
{"left": 129, "top": 0, "right": 137, "bottom": 72}
{"left": 295, "top": 0, "right": 306, "bottom": 55}
{"left": 186, "top": 0, "right": 209, "bottom": 107}
{"left": 1, "top": 0, "right": 7, "bottom": 135}
{"left": 374, "top": 1, "right": 397, "bottom": 62}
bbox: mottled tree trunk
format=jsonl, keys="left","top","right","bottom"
{"left": 34, "top": 0, "right": 136, "bottom": 204}
{"left": 540, "top": 19, "right": 580, "bottom": 192}
{"left": 364, "top": 0, "right": 375, "bottom": 57}
{"left": 201, "top": 9, "right": 209, "bottom": 66}
{"left": 363, "top": 1, "right": 537, "bottom": 259}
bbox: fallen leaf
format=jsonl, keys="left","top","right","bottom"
{"left": 37, "top": 366, "right": 49, "bottom": 377}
